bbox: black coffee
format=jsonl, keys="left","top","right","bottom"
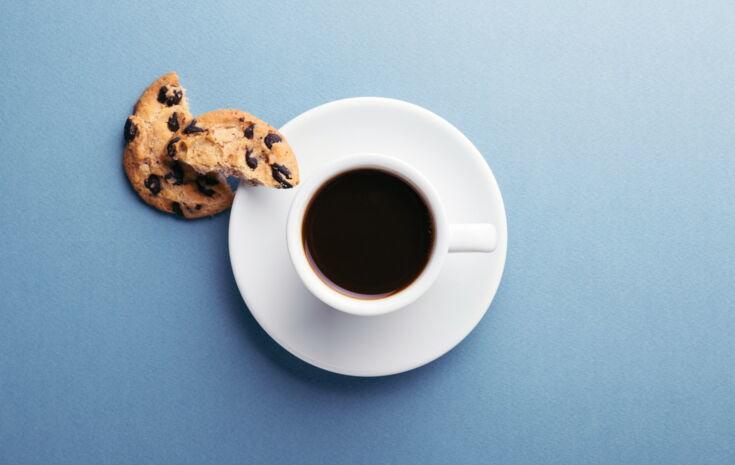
{"left": 302, "top": 169, "right": 434, "bottom": 299}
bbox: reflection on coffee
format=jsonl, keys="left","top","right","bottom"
{"left": 302, "top": 169, "right": 434, "bottom": 299}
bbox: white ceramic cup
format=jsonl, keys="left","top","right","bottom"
{"left": 287, "top": 153, "right": 497, "bottom": 316}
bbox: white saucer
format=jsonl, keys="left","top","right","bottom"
{"left": 228, "top": 97, "right": 507, "bottom": 376}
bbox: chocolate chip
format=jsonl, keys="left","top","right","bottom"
{"left": 166, "top": 136, "right": 180, "bottom": 158}
{"left": 144, "top": 174, "right": 161, "bottom": 195}
{"left": 124, "top": 117, "right": 137, "bottom": 143}
{"left": 271, "top": 163, "right": 293, "bottom": 188}
{"left": 171, "top": 202, "right": 184, "bottom": 217}
{"left": 183, "top": 119, "right": 205, "bottom": 134}
{"left": 243, "top": 123, "right": 255, "bottom": 139}
{"left": 165, "top": 161, "right": 184, "bottom": 185}
{"left": 264, "top": 133, "right": 281, "bottom": 149}
{"left": 167, "top": 112, "right": 179, "bottom": 132}
{"left": 195, "top": 204, "right": 202, "bottom": 210}
{"left": 202, "top": 174, "right": 219, "bottom": 186}
{"left": 196, "top": 176, "right": 216, "bottom": 197}
{"left": 157, "top": 86, "right": 182, "bottom": 107}
{"left": 157, "top": 86, "right": 168, "bottom": 104}
{"left": 238, "top": 117, "right": 245, "bottom": 122}
{"left": 272, "top": 163, "right": 291, "bottom": 178}
{"left": 245, "top": 148, "right": 257, "bottom": 169}
{"left": 170, "top": 89, "right": 183, "bottom": 106}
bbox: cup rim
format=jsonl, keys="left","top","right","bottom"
{"left": 286, "top": 153, "right": 449, "bottom": 316}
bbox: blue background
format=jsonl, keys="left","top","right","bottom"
{"left": 1, "top": 1, "right": 734, "bottom": 463}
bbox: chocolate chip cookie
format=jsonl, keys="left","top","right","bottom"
{"left": 168, "top": 109, "right": 300, "bottom": 189}
{"left": 123, "top": 73, "right": 234, "bottom": 219}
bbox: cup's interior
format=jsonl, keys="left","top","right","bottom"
{"left": 300, "top": 167, "right": 437, "bottom": 301}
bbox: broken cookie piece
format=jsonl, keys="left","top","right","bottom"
{"left": 123, "top": 72, "right": 234, "bottom": 219}
{"left": 167, "top": 109, "right": 300, "bottom": 189}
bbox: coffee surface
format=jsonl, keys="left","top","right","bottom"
{"left": 302, "top": 169, "right": 434, "bottom": 298}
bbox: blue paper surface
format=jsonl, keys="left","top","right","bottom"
{"left": 1, "top": 1, "right": 734, "bottom": 464}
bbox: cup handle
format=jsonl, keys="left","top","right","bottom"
{"left": 448, "top": 224, "right": 497, "bottom": 253}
